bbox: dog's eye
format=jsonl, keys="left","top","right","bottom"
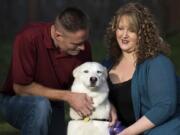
{"left": 97, "top": 70, "right": 102, "bottom": 74}
{"left": 83, "top": 70, "right": 89, "bottom": 73}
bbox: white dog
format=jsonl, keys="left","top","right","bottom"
{"left": 67, "top": 62, "right": 111, "bottom": 135}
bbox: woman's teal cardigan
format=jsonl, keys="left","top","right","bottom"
{"left": 103, "top": 54, "right": 180, "bottom": 134}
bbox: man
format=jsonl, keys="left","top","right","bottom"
{"left": 0, "top": 7, "right": 94, "bottom": 135}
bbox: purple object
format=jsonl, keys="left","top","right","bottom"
{"left": 109, "top": 121, "right": 125, "bottom": 135}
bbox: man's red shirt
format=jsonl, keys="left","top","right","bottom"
{"left": 2, "top": 22, "right": 92, "bottom": 95}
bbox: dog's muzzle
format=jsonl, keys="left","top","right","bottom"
{"left": 90, "top": 77, "right": 97, "bottom": 86}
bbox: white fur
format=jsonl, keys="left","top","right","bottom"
{"left": 67, "top": 62, "right": 111, "bottom": 135}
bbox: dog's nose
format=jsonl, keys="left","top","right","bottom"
{"left": 90, "top": 77, "right": 97, "bottom": 84}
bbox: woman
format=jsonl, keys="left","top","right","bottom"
{"left": 103, "top": 2, "right": 180, "bottom": 135}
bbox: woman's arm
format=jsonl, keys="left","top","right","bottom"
{"left": 118, "top": 116, "right": 155, "bottom": 135}
{"left": 144, "top": 55, "right": 177, "bottom": 125}
{"left": 119, "top": 55, "right": 177, "bottom": 135}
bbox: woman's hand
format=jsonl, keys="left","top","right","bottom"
{"left": 109, "top": 104, "right": 118, "bottom": 126}
{"left": 118, "top": 116, "right": 155, "bottom": 135}
{"left": 117, "top": 128, "right": 137, "bottom": 135}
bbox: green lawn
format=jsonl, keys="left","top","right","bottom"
{"left": 0, "top": 122, "right": 19, "bottom": 135}
{"left": 0, "top": 33, "right": 180, "bottom": 133}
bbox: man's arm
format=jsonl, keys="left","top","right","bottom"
{"left": 14, "top": 82, "right": 94, "bottom": 116}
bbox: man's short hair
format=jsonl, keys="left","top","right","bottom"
{"left": 55, "top": 7, "right": 90, "bottom": 32}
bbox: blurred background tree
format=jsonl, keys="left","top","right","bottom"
{"left": 0, "top": 0, "right": 180, "bottom": 134}
{"left": 0, "top": 0, "right": 180, "bottom": 41}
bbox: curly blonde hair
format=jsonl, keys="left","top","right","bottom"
{"left": 105, "top": 2, "right": 170, "bottom": 64}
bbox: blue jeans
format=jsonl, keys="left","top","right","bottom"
{"left": 0, "top": 94, "right": 66, "bottom": 135}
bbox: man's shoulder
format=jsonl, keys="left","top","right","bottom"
{"left": 25, "top": 22, "right": 52, "bottom": 29}
{"left": 17, "top": 22, "right": 52, "bottom": 36}
{"left": 15, "top": 22, "right": 52, "bottom": 43}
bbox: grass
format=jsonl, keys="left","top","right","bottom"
{"left": 0, "top": 122, "right": 19, "bottom": 135}
{"left": 0, "top": 33, "right": 180, "bottom": 133}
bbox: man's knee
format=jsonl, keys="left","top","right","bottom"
{"left": 0, "top": 95, "right": 52, "bottom": 133}
{"left": 33, "top": 96, "right": 52, "bottom": 112}
{"left": 24, "top": 96, "right": 52, "bottom": 133}
{"left": 32, "top": 96, "right": 52, "bottom": 123}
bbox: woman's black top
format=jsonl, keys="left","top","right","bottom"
{"left": 108, "top": 78, "right": 136, "bottom": 126}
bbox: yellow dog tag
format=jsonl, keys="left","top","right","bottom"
{"left": 83, "top": 117, "right": 90, "bottom": 122}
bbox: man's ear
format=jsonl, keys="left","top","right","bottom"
{"left": 55, "top": 30, "right": 63, "bottom": 38}
{"left": 52, "top": 25, "right": 63, "bottom": 38}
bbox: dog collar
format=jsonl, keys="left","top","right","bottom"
{"left": 71, "top": 117, "right": 109, "bottom": 123}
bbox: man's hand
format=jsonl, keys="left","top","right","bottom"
{"left": 109, "top": 104, "right": 118, "bottom": 126}
{"left": 67, "top": 92, "right": 94, "bottom": 117}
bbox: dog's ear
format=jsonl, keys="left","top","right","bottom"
{"left": 73, "top": 65, "right": 81, "bottom": 78}
{"left": 103, "top": 66, "right": 108, "bottom": 78}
